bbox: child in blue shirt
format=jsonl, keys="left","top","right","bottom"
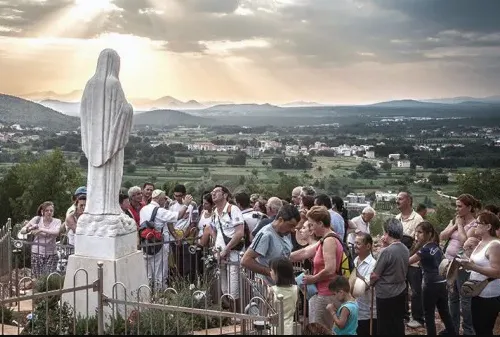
{"left": 327, "top": 276, "right": 359, "bottom": 335}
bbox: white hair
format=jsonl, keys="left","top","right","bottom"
{"left": 128, "top": 186, "right": 142, "bottom": 198}
{"left": 292, "top": 186, "right": 303, "bottom": 196}
{"left": 267, "top": 197, "right": 283, "bottom": 212}
{"left": 362, "top": 206, "right": 376, "bottom": 216}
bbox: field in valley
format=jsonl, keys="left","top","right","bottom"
{"left": 0, "top": 151, "right": 459, "bottom": 209}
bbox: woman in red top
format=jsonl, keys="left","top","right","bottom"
{"left": 291, "top": 206, "right": 339, "bottom": 330}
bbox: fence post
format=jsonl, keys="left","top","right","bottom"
{"left": 238, "top": 252, "right": 246, "bottom": 335}
{"left": 277, "top": 294, "right": 284, "bottom": 335}
{"left": 96, "top": 261, "right": 104, "bottom": 335}
{"left": 7, "top": 219, "right": 12, "bottom": 285}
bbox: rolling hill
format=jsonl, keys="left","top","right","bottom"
{"left": 422, "top": 95, "right": 500, "bottom": 104}
{"left": 131, "top": 96, "right": 205, "bottom": 110}
{"left": 3, "top": 93, "right": 500, "bottom": 130}
{"left": 0, "top": 94, "right": 80, "bottom": 130}
{"left": 134, "top": 109, "right": 215, "bottom": 126}
{"left": 368, "top": 99, "right": 447, "bottom": 108}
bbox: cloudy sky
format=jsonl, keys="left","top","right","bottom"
{"left": 1, "top": 0, "right": 499, "bottom": 104}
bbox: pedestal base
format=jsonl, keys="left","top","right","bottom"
{"left": 62, "top": 251, "right": 149, "bottom": 324}
{"left": 76, "top": 212, "right": 137, "bottom": 238}
{"left": 75, "top": 212, "right": 138, "bottom": 259}
{"left": 75, "top": 231, "right": 138, "bottom": 259}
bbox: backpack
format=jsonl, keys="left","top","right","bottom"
{"left": 319, "top": 232, "right": 355, "bottom": 277}
{"left": 139, "top": 207, "right": 163, "bottom": 256}
{"left": 214, "top": 204, "right": 251, "bottom": 251}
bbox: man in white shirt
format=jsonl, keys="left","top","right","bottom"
{"left": 347, "top": 207, "right": 376, "bottom": 250}
{"left": 353, "top": 232, "right": 377, "bottom": 336}
{"left": 395, "top": 191, "right": 424, "bottom": 328}
{"left": 211, "top": 185, "right": 244, "bottom": 312}
{"left": 168, "top": 184, "right": 197, "bottom": 282}
{"left": 139, "top": 189, "right": 192, "bottom": 290}
{"left": 234, "top": 192, "right": 261, "bottom": 242}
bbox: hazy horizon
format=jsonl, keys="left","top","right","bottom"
{"left": 1, "top": 0, "right": 500, "bottom": 105}
{"left": 13, "top": 89, "right": 500, "bottom": 107}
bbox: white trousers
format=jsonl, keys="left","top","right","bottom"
{"left": 144, "top": 246, "right": 169, "bottom": 289}
{"left": 220, "top": 250, "right": 241, "bottom": 300}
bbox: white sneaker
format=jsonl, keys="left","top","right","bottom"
{"left": 407, "top": 319, "right": 423, "bottom": 328}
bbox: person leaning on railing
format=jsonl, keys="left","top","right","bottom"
{"left": 20, "top": 201, "right": 61, "bottom": 279}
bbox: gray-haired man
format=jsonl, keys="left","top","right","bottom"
{"left": 370, "top": 218, "right": 409, "bottom": 336}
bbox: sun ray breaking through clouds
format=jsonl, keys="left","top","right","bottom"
{"left": 0, "top": 0, "right": 499, "bottom": 104}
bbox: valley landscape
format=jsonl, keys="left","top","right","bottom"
{"left": 1, "top": 90, "right": 499, "bottom": 227}
{"left": 1, "top": 0, "right": 500, "bottom": 334}
{"left": 2, "top": 91, "right": 500, "bottom": 129}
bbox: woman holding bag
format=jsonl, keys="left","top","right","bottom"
{"left": 459, "top": 211, "right": 500, "bottom": 335}
{"left": 20, "top": 201, "right": 61, "bottom": 279}
{"left": 439, "top": 193, "right": 481, "bottom": 335}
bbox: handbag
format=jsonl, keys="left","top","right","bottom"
{"left": 21, "top": 216, "right": 42, "bottom": 242}
{"left": 460, "top": 277, "right": 494, "bottom": 297}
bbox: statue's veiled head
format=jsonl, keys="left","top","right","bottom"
{"left": 95, "top": 48, "right": 121, "bottom": 79}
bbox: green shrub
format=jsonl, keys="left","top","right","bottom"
{"left": 18, "top": 273, "right": 231, "bottom": 335}
{"left": 33, "top": 273, "right": 64, "bottom": 307}
{"left": 21, "top": 300, "right": 74, "bottom": 335}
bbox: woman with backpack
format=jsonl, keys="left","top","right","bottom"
{"left": 290, "top": 206, "right": 341, "bottom": 330}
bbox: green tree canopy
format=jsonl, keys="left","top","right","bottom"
{"left": 456, "top": 169, "right": 500, "bottom": 204}
{"left": 0, "top": 149, "right": 84, "bottom": 225}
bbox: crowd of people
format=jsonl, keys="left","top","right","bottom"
{"left": 17, "top": 182, "right": 500, "bottom": 335}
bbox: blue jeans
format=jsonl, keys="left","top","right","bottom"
{"left": 449, "top": 269, "right": 475, "bottom": 335}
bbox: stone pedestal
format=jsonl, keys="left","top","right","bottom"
{"left": 62, "top": 213, "right": 149, "bottom": 323}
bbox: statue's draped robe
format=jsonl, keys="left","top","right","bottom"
{"left": 80, "top": 49, "right": 133, "bottom": 215}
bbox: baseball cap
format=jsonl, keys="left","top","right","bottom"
{"left": 74, "top": 186, "right": 87, "bottom": 196}
{"left": 151, "top": 189, "right": 165, "bottom": 199}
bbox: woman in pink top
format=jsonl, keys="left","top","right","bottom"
{"left": 20, "top": 201, "right": 62, "bottom": 279}
{"left": 290, "top": 206, "right": 338, "bottom": 330}
{"left": 439, "top": 194, "right": 481, "bottom": 335}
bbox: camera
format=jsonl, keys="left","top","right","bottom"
{"left": 252, "top": 212, "right": 267, "bottom": 219}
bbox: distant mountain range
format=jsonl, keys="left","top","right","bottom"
{"left": 22, "top": 90, "right": 83, "bottom": 102}
{"left": 281, "top": 101, "right": 324, "bottom": 107}
{"left": 22, "top": 90, "right": 213, "bottom": 112}
{"left": 134, "top": 109, "right": 212, "bottom": 126}
{"left": 3, "top": 91, "right": 500, "bottom": 131}
{"left": 421, "top": 95, "right": 500, "bottom": 104}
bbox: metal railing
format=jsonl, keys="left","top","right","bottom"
{"left": 0, "top": 220, "right": 12, "bottom": 285}
{"left": 1, "top": 265, "right": 99, "bottom": 335}
{"left": 0, "top": 261, "right": 285, "bottom": 335}
{"left": 1, "top": 220, "right": 307, "bottom": 335}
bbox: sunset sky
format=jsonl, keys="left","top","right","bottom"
{"left": 1, "top": 0, "right": 499, "bottom": 104}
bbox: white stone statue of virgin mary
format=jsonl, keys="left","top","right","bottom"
{"left": 80, "top": 49, "right": 133, "bottom": 216}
